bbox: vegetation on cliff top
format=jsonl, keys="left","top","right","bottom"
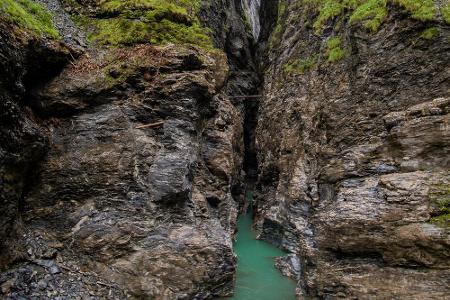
{"left": 0, "top": 0, "right": 59, "bottom": 38}
{"left": 280, "top": 0, "right": 448, "bottom": 74}
{"left": 71, "top": 0, "right": 212, "bottom": 48}
{"left": 301, "top": 0, "right": 445, "bottom": 33}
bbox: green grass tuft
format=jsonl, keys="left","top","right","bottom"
{"left": 442, "top": 3, "right": 450, "bottom": 24}
{"left": 0, "top": 0, "right": 59, "bottom": 38}
{"left": 284, "top": 55, "right": 318, "bottom": 74}
{"left": 429, "top": 183, "right": 450, "bottom": 228}
{"left": 349, "top": 0, "right": 387, "bottom": 31}
{"left": 393, "top": 0, "right": 436, "bottom": 21}
{"left": 326, "top": 36, "right": 346, "bottom": 62}
{"left": 419, "top": 27, "right": 438, "bottom": 40}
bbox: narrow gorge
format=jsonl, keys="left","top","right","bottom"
{"left": 0, "top": 0, "right": 449, "bottom": 299}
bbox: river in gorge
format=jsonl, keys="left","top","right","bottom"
{"left": 223, "top": 193, "right": 297, "bottom": 300}
{"left": 222, "top": 1, "right": 296, "bottom": 298}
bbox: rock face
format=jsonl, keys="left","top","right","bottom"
{"left": 0, "top": 19, "right": 73, "bottom": 268}
{"left": 0, "top": 35, "right": 245, "bottom": 298}
{"left": 255, "top": 1, "right": 450, "bottom": 299}
{"left": 0, "top": 0, "right": 254, "bottom": 297}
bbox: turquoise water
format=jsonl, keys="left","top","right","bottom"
{"left": 224, "top": 209, "right": 297, "bottom": 300}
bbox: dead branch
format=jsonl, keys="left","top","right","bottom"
{"left": 135, "top": 121, "right": 164, "bottom": 129}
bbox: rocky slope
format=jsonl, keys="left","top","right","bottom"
{"left": 255, "top": 0, "right": 450, "bottom": 298}
{"left": 0, "top": 0, "right": 258, "bottom": 298}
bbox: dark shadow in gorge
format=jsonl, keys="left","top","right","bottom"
{"left": 242, "top": 0, "right": 279, "bottom": 213}
{"left": 243, "top": 96, "right": 259, "bottom": 183}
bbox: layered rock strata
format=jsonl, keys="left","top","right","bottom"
{"left": 0, "top": 0, "right": 256, "bottom": 297}
{"left": 255, "top": 1, "right": 450, "bottom": 298}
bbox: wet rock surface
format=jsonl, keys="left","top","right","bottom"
{"left": 255, "top": 3, "right": 450, "bottom": 299}
{"left": 36, "top": 0, "right": 87, "bottom": 49}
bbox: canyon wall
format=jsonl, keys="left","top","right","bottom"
{"left": 0, "top": 0, "right": 257, "bottom": 298}
{"left": 255, "top": 0, "right": 450, "bottom": 298}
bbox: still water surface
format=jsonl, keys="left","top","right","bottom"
{"left": 225, "top": 208, "right": 296, "bottom": 300}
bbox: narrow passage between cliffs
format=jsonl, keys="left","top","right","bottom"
{"left": 220, "top": 1, "right": 297, "bottom": 298}
{"left": 225, "top": 190, "right": 296, "bottom": 300}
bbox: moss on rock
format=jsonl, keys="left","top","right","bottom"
{"left": 393, "top": 0, "right": 436, "bottom": 21}
{"left": 442, "top": 3, "right": 450, "bottom": 24}
{"left": 419, "top": 27, "right": 439, "bottom": 40}
{"left": 71, "top": 0, "right": 213, "bottom": 48}
{"left": 0, "top": 0, "right": 59, "bottom": 38}
{"left": 269, "top": 0, "right": 287, "bottom": 48}
{"left": 349, "top": 0, "right": 387, "bottom": 32}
